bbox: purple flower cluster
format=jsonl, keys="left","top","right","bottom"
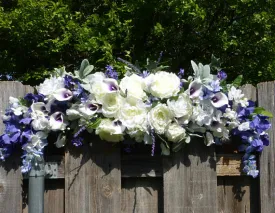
{"left": 105, "top": 65, "right": 118, "bottom": 80}
{"left": 64, "top": 75, "right": 88, "bottom": 102}
{"left": 0, "top": 101, "right": 38, "bottom": 172}
{"left": 232, "top": 101, "right": 271, "bottom": 177}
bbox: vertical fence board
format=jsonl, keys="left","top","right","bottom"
{"left": 121, "top": 178, "right": 163, "bottom": 213}
{"left": 257, "top": 81, "right": 275, "bottom": 213}
{"left": 163, "top": 139, "right": 217, "bottom": 213}
{"left": 65, "top": 141, "right": 121, "bottom": 213}
{"left": 0, "top": 82, "right": 33, "bottom": 213}
{"left": 217, "top": 177, "right": 259, "bottom": 213}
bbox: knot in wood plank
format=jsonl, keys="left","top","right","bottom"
{"left": 102, "top": 184, "right": 113, "bottom": 198}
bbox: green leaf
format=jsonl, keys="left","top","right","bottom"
{"left": 172, "top": 141, "right": 185, "bottom": 152}
{"left": 232, "top": 75, "right": 243, "bottom": 87}
{"left": 253, "top": 107, "right": 273, "bottom": 118}
{"left": 87, "top": 118, "right": 102, "bottom": 129}
{"left": 210, "top": 54, "right": 221, "bottom": 71}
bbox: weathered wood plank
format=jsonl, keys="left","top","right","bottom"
{"left": 22, "top": 180, "right": 65, "bottom": 213}
{"left": 216, "top": 154, "right": 243, "bottom": 176}
{"left": 65, "top": 141, "right": 121, "bottom": 213}
{"left": 121, "top": 178, "right": 163, "bottom": 213}
{"left": 163, "top": 139, "right": 217, "bottom": 213}
{"left": 217, "top": 176, "right": 259, "bottom": 213}
{"left": 241, "top": 84, "right": 257, "bottom": 102}
{"left": 122, "top": 155, "right": 162, "bottom": 177}
{"left": 0, "top": 82, "right": 33, "bottom": 213}
{"left": 257, "top": 81, "right": 275, "bottom": 213}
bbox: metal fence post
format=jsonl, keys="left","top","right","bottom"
{"left": 28, "top": 160, "right": 45, "bottom": 213}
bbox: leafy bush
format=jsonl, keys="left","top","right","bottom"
{"left": 0, "top": 0, "right": 275, "bottom": 84}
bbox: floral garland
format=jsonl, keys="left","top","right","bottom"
{"left": 0, "top": 56, "right": 272, "bottom": 177}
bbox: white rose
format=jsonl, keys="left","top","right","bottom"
{"left": 165, "top": 123, "right": 187, "bottom": 143}
{"left": 167, "top": 93, "right": 193, "bottom": 124}
{"left": 37, "top": 76, "right": 65, "bottom": 96}
{"left": 102, "top": 93, "right": 124, "bottom": 118}
{"left": 147, "top": 71, "right": 180, "bottom": 99}
{"left": 148, "top": 104, "right": 173, "bottom": 134}
{"left": 120, "top": 74, "right": 147, "bottom": 100}
{"left": 118, "top": 99, "right": 148, "bottom": 130}
{"left": 95, "top": 119, "right": 124, "bottom": 142}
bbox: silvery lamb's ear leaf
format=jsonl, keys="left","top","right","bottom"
{"left": 79, "top": 59, "right": 90, "bottom": 79}
{"left": 83, "top": 65, "right": 94, "bottom": 77}
{"left": 74, "top": 70, "right": 79, "bottom": 78}
{"left": 191, "top": 60, "right": 199, "bottom": 76}
{"left": 160, "top": 143, "right": 170, "bottom": 155}
{"left": 201, "top": 64, "right": 211, "bottom": 79}
{"left": 54, "top": 67, "right": 66, "bottom": 77}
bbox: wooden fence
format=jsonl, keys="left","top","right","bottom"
{"left": 0, "top": 81, "right": 274, "bottom": 213}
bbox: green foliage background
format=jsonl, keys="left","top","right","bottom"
{"left": 0, "top": 0, "right": 275, "bottom": 85}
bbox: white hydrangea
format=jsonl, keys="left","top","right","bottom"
{"left": 30, "top": 102, "right": 49, "bottom": 131}
{"left": 9, "top": 97, "right": 28, "bottom": 116}
{"left": 228, "top": 86, "right": 249, "bottom": 107}
{"left": 37, "top": 76, "right": 65, "bottom": 96}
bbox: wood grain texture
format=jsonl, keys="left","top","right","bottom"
{"left": 65, "top": 141, "right": 121, "bottom": 213}
{"left": 217, "top": 177, "right": 259, "bottom": 213}
{"left": 22, "top": 180, "right": 65, "bottom": 213}
{"left": 0, "top": 82, "right": 33, "bottom": 213}
{"left": 121, "top": 178, "right": 163, "bottom": 213}
{"left": 163, "top": 139, "right": 217, "bottom": 213}
{"left": 216, "top": 154, "right": 243, "bottom": 176}
{"left": 241, "top": 84, "right": 257, "bottom": 102}
{"left": 257, "top": 81, "right": 275, "bottom": 213}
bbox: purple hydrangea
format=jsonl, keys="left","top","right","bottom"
{"left": 24, "top": 93, "right": 45, "bottom": 103}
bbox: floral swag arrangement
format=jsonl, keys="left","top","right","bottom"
{"left": 0, "top": 56, "right": 272, "bottom": 178}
